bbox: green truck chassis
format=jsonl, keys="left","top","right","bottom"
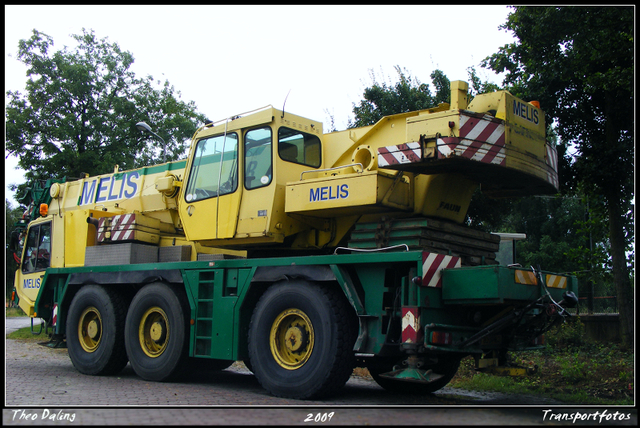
{"left": 32, "top": 249, "right": 577, "bottom": 399}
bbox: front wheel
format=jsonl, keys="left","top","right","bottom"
{"left": 124, "top": 283, "right": 189, "bottom": 382}
{"left": 248, "top": 281, "right": 357, "bottom": 399}
{"left": 66, "top": 285, "right": 128, "bottom": 375}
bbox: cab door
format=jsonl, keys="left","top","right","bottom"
{"left": 180, "top": 132, "right": 241, "bottom": 241}
{"left": 15, "top": 220, "right": 51, "bottom": 316}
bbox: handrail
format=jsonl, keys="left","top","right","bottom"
{"left": 333, "top": 244, "right": 409, "bottom": 255}
{"left": 300, "top": 163, "right": 363, "bottom": 181}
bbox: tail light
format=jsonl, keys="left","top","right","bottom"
{"left": 430, "top": 331, "right": 453, "bottom": 345}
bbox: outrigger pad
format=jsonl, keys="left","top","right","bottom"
{"left": 378, "top": 368, "right": 445, "bottom": 384}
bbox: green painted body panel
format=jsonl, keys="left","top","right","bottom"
{"left": 442, "top": 265, "right": 578, "bottom": 304}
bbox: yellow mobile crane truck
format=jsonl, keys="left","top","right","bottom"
{"left": 11, "top": 81, "right": 577, "bottom": 399}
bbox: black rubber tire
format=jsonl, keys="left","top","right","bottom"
{"left": 368, "top": 356, "right": 461, "bottom": 394}
{"left": 124, "top": 282, "right": 189, "bottom": 382}
{"left": 66, "top": 285, "right": 129, "bottom": 376}
{"left": 248, "top": 281, "right": 357, "bottom": 399}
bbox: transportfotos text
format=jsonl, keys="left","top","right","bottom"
{"left": 542, "top": 409, "right": 632, "bottom": 423}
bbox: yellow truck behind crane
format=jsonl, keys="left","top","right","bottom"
{"left": 11, "top": 82, "right": 576, "bottom": 400}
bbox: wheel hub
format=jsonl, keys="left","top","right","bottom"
{"left": 139, "top": 306, "right": 169, "bottom": 358}
{"left": 284, "top": 325, "right": 308, "bottom": 352}
{"left": 270, "top": 308, "right": 314, "bottom": 370}
{"left": 78, "top": 306, "right": 102, "bottom": 353}
{"left": 150, "top": 321, "right": 166, "bottom": 343}
{"left": 87, "top": 320, "right": 100, "bottom": 340}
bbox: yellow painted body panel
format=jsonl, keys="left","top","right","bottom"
{"left": 413, "top": 174, "right": 477, "bottom": 223}
{"left": 64, "top": 209, "right": 115, "bottom": 267}
{"left": 285, "top": 170, "right": 412, "bottom": 217}
{"left": 318, "top": 111, "right": 477, "bottom": 225}
{"left": 468, "top": 91, "right": 548, "bottom": 180}
{"left": 17, "top": 270, "right": 41, "bottom": 317}
{"left": 47, "top": 162, "right": 185, "bottom": 227}
{"left": 469, "top": 91, "right": 546, "bottom": 155}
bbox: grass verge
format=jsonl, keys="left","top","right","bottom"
{"left": 7, "top": 326, "right": 45, "bottom": 342}
{"left": 6, "top": 306, "right": 27, "bottom": 317}
{"left": 448, "top": 319, "right": 634, "bottom": 405}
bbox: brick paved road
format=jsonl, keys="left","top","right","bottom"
{"left": 5, "top": 332, "right": 637, "bottom": 425}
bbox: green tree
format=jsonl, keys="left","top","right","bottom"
{"left": 483, "top": 6, "right": 634, "bottom": 346}
{"left": 466, "top": 66, "right": 500, "bottom": 98}
{"left": 6, "top": 199, "right": 24, "bottom": 301}
{"left": 349, "top": 66, "right": 450, "bottom": 128}
{"left": 504, "top": 196, "right": 601, "bottom": 275}
{"left": 5, "top": 29, "right": 207, "bottom": 196}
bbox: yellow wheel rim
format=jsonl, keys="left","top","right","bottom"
{"left": 139, "top": 306, "right": 169, "bottom": 358}
{"left": 270, "top": 308, "right": 314, "bottom": 370}
{"left": 78, "top": 306, "right": 102, "bottom": 353}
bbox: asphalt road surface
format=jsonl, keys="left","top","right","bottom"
{"left": 5, "top": 318, "right": 636, "bottom": 425}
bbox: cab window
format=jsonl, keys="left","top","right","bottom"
{"left": 278, "top": 127, "right": 321, "bottom": 168}
{"left": 245, "top": 127, "right": 272, "bottom": 190}
{"left": 184, "top": 132, "right": 238, "bottom": 202}
{"left": 22, "top": 222, "right": 51, "bottom": 273}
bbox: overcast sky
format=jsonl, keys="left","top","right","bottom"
{"left": 5, "top": 4, "right": 516, "bottom": 206}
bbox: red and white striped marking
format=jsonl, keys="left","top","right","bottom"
{"left": 52, "top": 304, "right": 58, "bottom": 327}
{"left": 401, "top": 307, "right": 421, "bottom": 343}
{"left": 97, "top": 217, "right": 110, "bottom": 242}
{"left": 545, "top": 144, "right": 559, "bottom": 190}
{"left": 422, "top": 253, "right": 461, "bottom": 288}
{"left": 110, "top": 214, "right": 136, "bottom": 241}
{"left": 97, "top": 214, "right": 137, "bottom": 242}
{"left": 438, "top": 114, "right": 506, "bottom": 165}
{"left": 377, "top": 113, "right": 507, "bottom": 168}
{"left": 378, "top": 142, "right": 421, "bottom": 167}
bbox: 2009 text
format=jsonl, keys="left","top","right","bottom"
{"left": 304, "top": 412, "right": 335, "bottom": 423}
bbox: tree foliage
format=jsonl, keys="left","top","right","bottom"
{"left": 482, "top": 6, "right": 634, "bottom": 346}
{"left": 5, "top": 29, "right": 207, "bottom": 196}
{"left": 6, "top": 199, "right": 23, "bottom": 297}
{"left": 348, "top": 66, "right": 450, "bottom": 128}
{"left": 466, "top": 66, "right": 500, "bottom": 98}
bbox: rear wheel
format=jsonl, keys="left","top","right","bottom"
{"left": 66, "top": 285, "right": 128, "bottom": 375}
{"left": 124, "top": 283, "right": 189, "bottom": 381}
{"left": 248, "top": 281, "right": 357, "bottom": 399}
{"left": 368, "top": 356, "right": 461, "bottom": 394}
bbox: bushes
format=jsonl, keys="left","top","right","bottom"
{"left": 544, "top": 317, "right": 585, "bottom": 350}
{"left": 450, "top": 317, "right": 634, "bottom": 404}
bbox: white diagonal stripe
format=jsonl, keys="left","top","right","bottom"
{"left": 464, "top": 119, "right": 489, "bottom": 141}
